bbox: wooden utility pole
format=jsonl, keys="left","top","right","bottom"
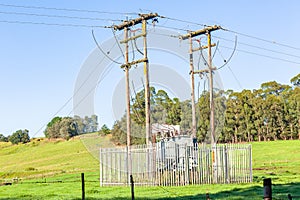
{"left": 142, "top": 19, "right": 151, "bottom": 145}
{"left": 207, "top": 31, "right": 215, "bottom": 145}
{"left": 180, "top": 25, "right": 221, "bottom": 183}
{"left": 114, "top": 13, "right": 158, "bottom": 145}
{"left": 180, "top": 25, "right": 221, "bottom": 144}
{"left": 124, "top": 27, "right": 132, "bottom": 179}
{"left": 189, "top": 36, "right": 197, "bottom": 138}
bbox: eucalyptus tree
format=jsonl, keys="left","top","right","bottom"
{"left": 196, "top": 91, "right": 210, "bottom": 142}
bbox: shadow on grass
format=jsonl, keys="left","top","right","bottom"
{"left": 99, "top": 182, "right": 299, "bottom": 200}
{"left": 0, "top": 182, "right": 299, "bottom": 200}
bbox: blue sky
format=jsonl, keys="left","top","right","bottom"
{"left": 0, "top": 0, "right": 299, "bottom": 137}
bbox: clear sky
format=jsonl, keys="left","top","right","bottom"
{"left": 0, "top": 0, "right": 299, "bottom": 137}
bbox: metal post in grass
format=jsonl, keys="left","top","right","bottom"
{"left": 130, "top": 175, "right": 135, "bottom": 200}
{"left": 224, "top": 145, "right": 229, "bottom": 184}
{"left": 263, "top": 178, "right": 272, "bottom": 200}
{"left": 81, "top": 173, "right": 85, "bottom": 200}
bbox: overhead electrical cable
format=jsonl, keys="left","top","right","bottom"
{"left": 159, "top": 15, "right": 206, "bottom": 27}
{"left": 92, "top": 29, "right": 122, "bottom": 64}
{"left": 0, "top": 3, "right": 138, "bottom": 15}
{"left": 154, "top": 24, "right": 190, "bottom": 32}
{"left": 32, "top": 31, "right": 120, "bottom": 137}
{"left": 0, "top": 19, "right": 108, "bottom": 28}
{"left": 111, "top": 28, "right": 125, "bottom": 59}
{"left": 227, "top": 66, "right": 243, "bottom": 90}
{"left": 214, "top": 35, "right": 300, "bottom": 59}
{"left": 223, "top": 28, "right": 300, "bottom": 51}
{"left": 221, "top": 45, "right": 300, "bottom": 65}
{"left": 0, "top": 10, "right": 122, "bottom": 21}
{"left": 217, "top": 35, "right": 238, "bottom": 70}
{"left": 157, "top": 16, "right": 300, "bottom": 53}
{"left": 129, "top": 31, "right": 136, "bottom": 61}
{"left": 131, "top": 29, "right": 144, "bottom": 56}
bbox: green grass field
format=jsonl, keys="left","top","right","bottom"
{"left": 0, "top": 135, "right": 299, "bottom": 199}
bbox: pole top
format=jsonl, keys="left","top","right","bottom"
{"left": 179, "top": 25, "right": 222, "bottom": 40}
{"left": 113, "top": 13, "right": 159, "bottom": 31}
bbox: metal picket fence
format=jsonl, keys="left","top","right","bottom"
{"left": 99, "top": 142, "right": 252, "bottom": 186}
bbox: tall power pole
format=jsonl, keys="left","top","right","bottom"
{"left": 124, "top": 27, "right": 132, "bottom": 178}
{"left": 189, "top": 36, "right": 197, "bottom": 139}
{"left": 180, "top": 25, "right": 221, "bottom": 183}
{"left": 114, "top": 13, "right": 158, "bottom": 145}
{"left": 114, "top": 12, "right": 158, "bottom": 184}
{"left": 207, "top": 31, "right": 215, "bottom": 145}
{"left": 142, "top": 19, "right": 151, "bottom": 146}
{"left": 180, "top": 25, "right": 221, "bottom": 144}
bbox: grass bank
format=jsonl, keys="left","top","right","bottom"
{"left": 0, "top": 137, "right": 299, "bottom": 199}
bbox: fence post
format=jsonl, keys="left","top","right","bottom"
{"left": 224, "top": 145, "right": 229, "bottom": 184}
{"left": 249, "top": 145, "right": 253, "bottom": 182}
{"left": 206, "top": 192, "right": 211, "bottom": 200}
{"left": 81, "top": 173, "right": 85, "bottom": 200}
{"left": 185, "top": 144, "right": 190, "bottom": 185}
{"left": 130, "top": 175, "right": 135, "bottom": 200}
{"left": 99, "top": 148, "right": 103, "bottom": 186}
{"left": 263, "top": 178, "right": 272, "bottom": 200}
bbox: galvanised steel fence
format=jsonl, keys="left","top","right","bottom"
{"left": 100, "top": 142, "right": 252, "bottom": 186}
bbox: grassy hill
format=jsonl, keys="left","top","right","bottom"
{"left": 252, "top": 140, "right": 300, "bottom": 184}
{"left": 0, "top": 133, "right": 115, "bottom": 179}
{"left": 0, "top": 137, "right": 299, "bottom": 199}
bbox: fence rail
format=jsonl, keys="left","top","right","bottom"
{"left": 100, "top": 143, "right": 252, "bottom": 186}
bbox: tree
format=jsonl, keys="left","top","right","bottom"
{"left": 197, "top": 91, "right": 210, "bottom": 142}
{"left": 131, "top": 87, "right": 182, "bottom": 126}
{"left": 111, "top": 73, "right": 300, "bottom": 144}
{"left": 0, "top": 134, "right": 8, "bottom": 142}
{"left": 44, "top": 116, "right": 62, "bottom": 138}
{"left": 252, "top": 89, "right": 265, "bottom": 141}
{"left": 58, "top": 117, "right": 77, "bottom": 140}
{"left": 291, "top": 73, "right": 300, "bottom": 87}
{"left": 44, "top": 116, "right": 77, "bottom": 140}
{"left": 99, "top": 124, "right": 111, "bottom": 135}
{"left": 180, "top": 100, "right": 192, "bottom": 134}
{"left": 110, "top": 120, "right": 127, "bottom": 145}
{"left": 9, "top": 129, "right": 30, "bottom": 144}
{"left": 287, "top": 87, "right": 300, "bottom": 139}
{"left": 90, "top": 115, "right": 99, "bottom": 132}
{"left": 73, "top": 115, "right": 99, "bottom": 134}
{"left": 74, "top": 115, "right": 86, "bottom": 134}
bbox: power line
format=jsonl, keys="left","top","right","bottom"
{"left": 0, "top": 19, "right": 108, "bottom": 28}
{"left": 227, "top": 66, "right": 243, "bottom": 90}
{"left": 147, "top": 31, "right": 179, "bottom": 38}
{"left": 157, "top": 15, "right": 300, "bottom": 51}
{"left": 158, "top": 15, "right": 300, "bottom": 52}
{"left": 216, "top": 35, "right": 238, "bottom": 70}
{"left": 214, "top": 35, "right": 300, "bottom": 60}
{"left": 223, "top": 28, "right": 300, "bottom": 51}
{"left": 221, "top": 45, "right": 300, "bottom": 65}
{"left": 0, "top": 3, "right": 138, "bottom": 15}
{"left": 159, "top": 15, "right": 206, "bottom": 27}
{"left": 92, "top": 29, "right": 122, "bottom": 64}
{"left": 111, "top": 29, "right": 125, "bottom": 59}
{"left": 155, "top": 24, "right": 190, "bottom": 32}
{"left": 32, "top": 35, "right": 120, "bottom": 137}
{"left": 0, "top": 10, "right": 122, "bottom": 22}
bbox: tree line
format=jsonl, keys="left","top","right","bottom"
{"left": 0, "top": 129, "right": 30, "bottom": 144}
{"left": 0, "top": 115, "right": 99, "bottom": 143}
{"left": 44, "top": 115, "right": 98, "bottom": 139}
{"left": 110, "top": 73, "right": 300, "bottom": 145}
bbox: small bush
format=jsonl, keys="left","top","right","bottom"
{"left": 9, "top": 130, "right": 30, "bottom": 144}
{"left": 25, "top": 167, "right": 36, "bottom": 171}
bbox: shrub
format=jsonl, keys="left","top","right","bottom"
{"left": 9, "top": 129, "right": 30, "bottom": 144}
